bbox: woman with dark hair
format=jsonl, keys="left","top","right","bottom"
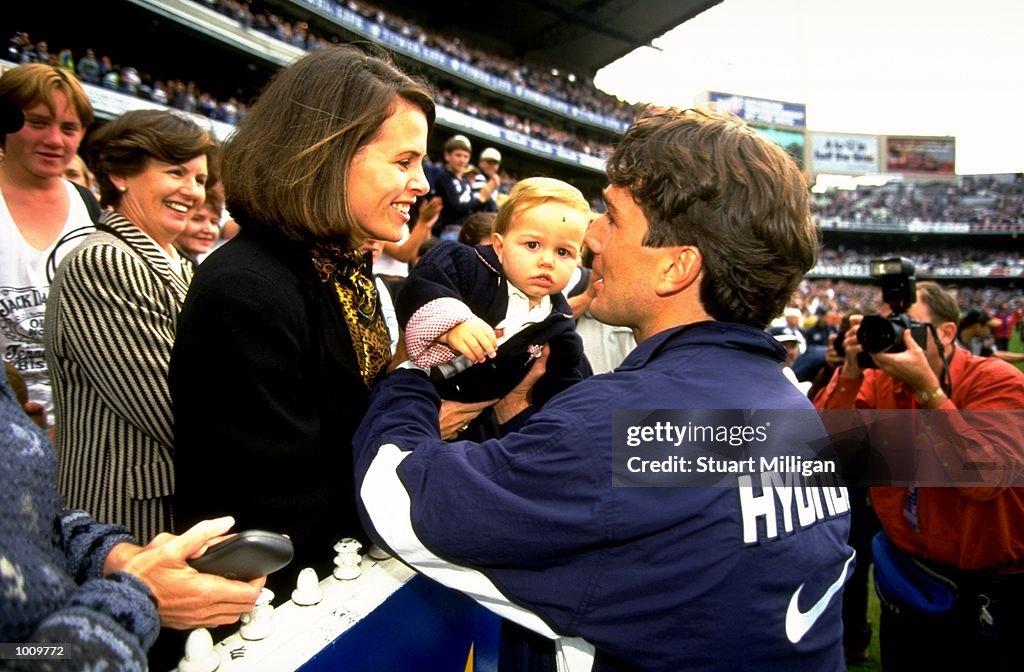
{"left": 45, "top": 109, "right": 217, "bottom": 543}
{"left": 169, "top": 45, "right": 483, "bottom": 595}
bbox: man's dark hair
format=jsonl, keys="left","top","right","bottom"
{"left": 605, "top": 107, "right": 818, "bottom": 327}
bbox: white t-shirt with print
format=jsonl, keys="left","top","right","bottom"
{"left": 0, "top": 180, "right": 94, "bottom": 417}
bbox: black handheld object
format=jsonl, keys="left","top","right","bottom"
{"left": 188, "top": 529, "right": 294, "bottom": 581}
{"left": 833, "top": 256, "right": 928, "bottom": 369}
{"left": 1, "top": 97, "right": 26, "bottom": 135}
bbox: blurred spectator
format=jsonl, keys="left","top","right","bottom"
{"left": 76, "top": 48, "right": 100, "bottom": 84}
{"left": 63, "top": 153, "right": 95, "bottom": 194}
{"left": 100, "top": 62, "right": 119, "bottom": 90}
{"left": 57, "top": 47, "right": 74, "bottom": 71}
{"left": 457, "top": 210, "right": 496, "bottom": 246}
{"left": 176, "top": 184, "right": 224, "bottom": 266}
{"left": 32, "top": 41, "right": 50, "bottom": 64}
{"left": 432, "top": 134, "right": 493, "bottom": 239}
{"left": 471, "top": 146, "right": 502, "bottom": 211}
{"left": 7, "top": 31, "right": 33, "bottom": 63}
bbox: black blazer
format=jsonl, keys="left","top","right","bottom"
{"left": 170, "top": 227, "right": 370, "bottom": 595}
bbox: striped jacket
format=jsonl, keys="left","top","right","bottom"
{"left": 45, "top": 211, "right": 192, "bottom": 542}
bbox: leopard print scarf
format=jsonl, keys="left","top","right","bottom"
{"left": 310, "top": 242, "right": 390, "bottom": 388}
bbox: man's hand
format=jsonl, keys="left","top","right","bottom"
{"left": 494, "top": 345, "right": 550, "bottom": 424}
{"left": 22, "top": 400, "right": 47, "bottom": 432}
{"left": 439, "top": 318, "right": 497, "bottom": 363}
{"left": 839, "top": 315, "right": 865, "bottom": 379}
{"left": 108, "top": 517, "right": 264, "bottom": 630}
{"left": 870, "top": 328, "right": 940, "bottom": 393}
{"left": 823, "top": 332, "right": 844, "bottom": 368}
{"left": 479, "top": 173, "right": 500, "bottom": 202}
{"left": 439, "top": 399, "right": 498, "bottom": 439}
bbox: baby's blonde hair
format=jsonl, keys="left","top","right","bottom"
{"left": 494, "top": 177, "right": 590, "bottom": 236}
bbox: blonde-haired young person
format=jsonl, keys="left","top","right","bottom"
{"left": 397, "top": 176, "right": 592, "bottom": 410}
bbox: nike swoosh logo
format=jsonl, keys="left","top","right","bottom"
{"left": 785, "top": 550, "right": 856, "bottom": 644}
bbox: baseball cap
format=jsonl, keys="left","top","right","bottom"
{"left": 444, "top": 134, "right": 472, "bottom": 153}
{"left": 959, "top": 308, "right": 998, "bottom": 329}
{"left": 768, "top": 326, "right": 802, "bottom": 344}
{"left": 479, "top": 147, "right": 502, "bottom": 163}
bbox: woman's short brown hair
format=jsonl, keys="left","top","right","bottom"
{"left": 221, "top": 44, "right": 435, "bottom": 246}
{"left": 606, "top": 107, "right": 817, "bottom": 328}
{"left": 85, "top": 109, "right": 219, "bottom": 209}
{"left": 0, "top": 63, "right": 93, "bottom": 147}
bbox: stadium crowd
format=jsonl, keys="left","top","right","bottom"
{"left": 813, "top": 175, "right": 1024, "bottom": 229}
{"left": 794, "top": 280, "right": 1023, "bottom": 320}
{"left": 8, "top": 18, "right": 619, "bottom": 160}
{"left": 814, "top": 245, "right": 1024, "bottom": 275}
{"left": 9, "top": 25, "right": 1021, "bottom": 313}
{"left": 196, "top": 0, "right": 641, "bottom": 125}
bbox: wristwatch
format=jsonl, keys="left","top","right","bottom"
{"left": 915, "top": 386, "right": 947, "bottom": 407}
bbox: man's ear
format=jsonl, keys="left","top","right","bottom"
{"left": 657, "top": 246, "right": 702, "bottom": 295}
{"left": 936, "top": 321, "right": 958, "bottom": 348}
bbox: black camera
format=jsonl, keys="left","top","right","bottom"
{"left": 834, "top": 257, "right": 929, "bottom": 369}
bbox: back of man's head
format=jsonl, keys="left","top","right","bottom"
{"left": 606, "top": 107, "right": 816, "bottom": 328}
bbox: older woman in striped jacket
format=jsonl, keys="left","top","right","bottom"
{"left": 45, "top": 109, "right": 217, "bottom": 542}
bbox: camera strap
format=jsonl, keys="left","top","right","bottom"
{"left": 924, "top": 322, "right": 953, "bottom": 399}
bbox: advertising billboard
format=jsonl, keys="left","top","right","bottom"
{"left": 708, "top": 91, "right": 806, "bottom": 129}
{"left": 810, "top": 133, "right": 880, "bottom": 174}
{"left": 885, "top": 136, "right": 955, "bottom": 176}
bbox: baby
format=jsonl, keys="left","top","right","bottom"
{"left": 397, "top": 177, "right": 592, "bottom": 407}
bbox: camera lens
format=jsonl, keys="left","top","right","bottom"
{"left": 833, "top": 330, "right": 846, "bottom": 357}
{"left": 857, "top": 315, "right": 905, "bottom": 354}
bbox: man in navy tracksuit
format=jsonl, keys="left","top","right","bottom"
{"left": 353, "top": 107, "right": 853, "bottom": 671}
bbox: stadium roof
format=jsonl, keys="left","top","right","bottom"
{"left": 373, "top": 0, "right": 723, "bottom": 77}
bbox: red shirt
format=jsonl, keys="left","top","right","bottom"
{"left": 993, "top": 310, "right": 1014, "bottom": 340}
{"left": 814, "top": 347, "right": 1024, "bottom": 569}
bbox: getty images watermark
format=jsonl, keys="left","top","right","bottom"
{"left": 612, "top": 409, "right": 1024, "bottom": 488}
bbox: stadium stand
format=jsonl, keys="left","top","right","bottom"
{"left": 6, "top": 0, "right": 1022, "bottom": 320}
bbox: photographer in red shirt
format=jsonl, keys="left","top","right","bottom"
{"left": 815, "top": 279, "right": 1024, "bottom": 671}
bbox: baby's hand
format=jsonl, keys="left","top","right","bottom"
{"left": 439, "top": 318, "right": 497, "bottom": 363}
